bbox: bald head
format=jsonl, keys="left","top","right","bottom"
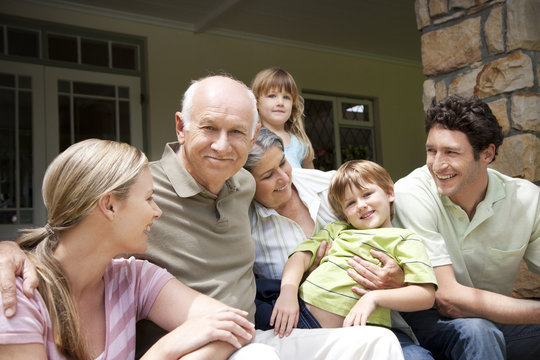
{"left": 181, "top": 75, "right": 259, "bottom": 137}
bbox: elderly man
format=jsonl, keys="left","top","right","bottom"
{"left": 0, "top": 75, "right": 403, "bottom": 359}
{"left": 393, "top": 95, "right": 540, "bottom": 360}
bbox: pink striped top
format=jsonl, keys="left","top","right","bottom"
{"left": 0, "top": 257, "right": 173, "bottom": 359}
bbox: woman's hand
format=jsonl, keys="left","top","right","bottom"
{"left": 270, "top": 286, "right": 299, "bottom": 338}
{"left": 0, "top": 241, "right": 39, "bottom": 318}
{"left": 143, "top": 307, "right": 255, "bottom": 360}
{"left": 347, "top": 249, "right": 404, "bottom": 296}
{"left": 343, "top": 291, "right": 378, "bottom": 327}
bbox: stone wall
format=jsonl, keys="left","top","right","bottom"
{"left": 415, "top": 0, "right": 540, "bottom": 183}
{"left": 415, "top": 0, "right": 540, "bottom": 298}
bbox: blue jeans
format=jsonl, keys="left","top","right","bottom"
{"left": 401, "top": 309, "right": 540, "bottom": 360}
{"left": 255, "top": 278, "right": 433, "bottom": 360}
{"left": 393, "top": 329, "right": 434, "bottom": 360}
{"left": 255, "top": 278, "right": 321, "bottom": 330}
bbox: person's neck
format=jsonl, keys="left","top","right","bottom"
{"left": 54, "top": 225, "right": 111, "bottom": 300}
{"left": 263, "top": 123, "right": 289, "bottom": 142}
{"left": 177, "top": 147, "right": 225, "bottom": 195}
{"left": 449, "top": 172, "right": 489, "bottom": 220}
{"left": 275, "top": 186, "right": 304, "bottom": 217}
{"left": 262, "top": 123, "right": 286, "bottom": 134}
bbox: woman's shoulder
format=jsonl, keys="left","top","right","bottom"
{"left": 106, "top": 257, "right": 170, "bottom": 282}
{"left": 0, "top": 277, "right": 51, "bottom": 344}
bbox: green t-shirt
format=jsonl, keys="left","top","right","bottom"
{"left": 296, "top": 221, "right": 437, "bottom": 327}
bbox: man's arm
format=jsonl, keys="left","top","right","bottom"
{"left": 435, "top": 264, "right": 540, "bottom": 324}
{"left": 0, "top": 241, "right": 39, "bottom": 317}
{"left": 347, "top": 249, "right": 405, "bottom": 294}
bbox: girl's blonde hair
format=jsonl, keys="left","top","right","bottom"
{"left": 251, "top": 67, "right": 314, "bottom": 162}
{"left": 16, "top": 139, "right": 148, "bottom": 359}
{"left": 328, "top": 160, "right": 395, "bottom": 221}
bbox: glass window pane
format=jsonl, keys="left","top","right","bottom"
{"left": 7, "top": 27, "right": 39, "bottom": 58}
{"left": 0, "top": 73, "right": 15, "bottom": 87}
{"left": 48, "top": 34, "right": 78, "bottom": 63}
{"left": 0, "top": 211, "right": 17, "bottom": 224}
{"left": 58, "top": 80, "right": 70, "bottom": 93}
{"left": 58, "top": 95, "right": 71, "bottom": 152}
{"left": 81, "top": 38, "right": 109, "bottom": 67}
{"left": 305, "top": 98, "right": 335, "bottom": 171}
{"left": 0, "top": 89, "right": 16, "bottom": 209}
{"left": 18, "top": 76, "right": 31, "bottom": 89}
{"left": 0, "top": 27, "right": 4, "bottom": 54}
{"left": 118, "top": 86, "right": 129, "bottom": 99}
{"left": 339, "top": 127, "right": 374, "bottom": 162}
{"left": 73, "top": 97, "right": 116, "bottom": 141}
{"left": 119, "top": 101, "right": 130, "bottom": 143}
{"left": 19, "top": 91, "right": 32, "bottom": 208}
{"left": 341, "top": 102, "right": 369, "bottom": 122}
{"left": 73, "top": 82, "right": 115, "bottom": 97}
{"left": 19, "top": 209, "right": 33, "bottom": 224}
{"left": 112, "top": 43, "right": 137, "bottom": 70}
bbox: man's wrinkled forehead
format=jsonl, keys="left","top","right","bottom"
{"left": 193, "top": 77, "right": 255, "bottom": 123}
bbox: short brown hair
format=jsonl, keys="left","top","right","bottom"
{"left": 328, "top": 160, "right": 394, "bottom": 220}
{"left": 425, "top": 95, "right": 503, "bottom": 162}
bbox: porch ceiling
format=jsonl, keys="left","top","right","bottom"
{"left": 41, "top": 0, "right": 421, "bottom": 65}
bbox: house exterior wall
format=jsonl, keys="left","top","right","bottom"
{"left": 1, "top": 0, "right": 427, "bottom": 180}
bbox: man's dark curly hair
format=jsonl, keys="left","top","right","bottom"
{"left": 425, "top": 95, "right": 504, "bottom": 162}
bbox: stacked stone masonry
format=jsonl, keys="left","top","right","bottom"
{"left": 415, "top": 0, "right": 540, "bottom": 298}
{"left": 415, "top": 0, "right": 540, "bottom": 183}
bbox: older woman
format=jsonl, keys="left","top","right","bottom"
{"left": 244, "top": 127, "right": 434, "bottom": 360}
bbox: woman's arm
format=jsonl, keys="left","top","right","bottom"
{"left": 0, "top": 343, "right": 47, "bottom": 360}
{"left": 142, "top": 279, "right": 255, "bottom": 360}
{"left": 270, "top": 251, "right": 312, "bottom": 337}
{"left": 344, "top": 283, "right": 435, "bottom": 327}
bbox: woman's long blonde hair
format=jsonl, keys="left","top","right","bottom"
{"left": 16, "top": 139, "right": 148, "bottom": 359}
{"left": 251, "top": 67, "right": 314, "bottom": 162}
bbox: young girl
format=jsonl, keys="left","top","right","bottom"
{"left": 0, "top": 139, "right": 254, "bottom": 359}
{"left": 251, "top": 67, "right": 315, "bottom": 168}
{"left": 271, "top": 160, "right": 437, "bottom": 337}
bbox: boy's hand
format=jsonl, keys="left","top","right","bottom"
{"left": 269, "top": 287, "right": 299, "bottom": 338}
{"left": 343, "top": 292, "right": 377, "bottom": 327}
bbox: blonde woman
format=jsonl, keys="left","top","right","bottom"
{"left": 0, "top": 139, "right": 254, "bottom": 360}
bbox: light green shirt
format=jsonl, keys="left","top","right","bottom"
{"left": 393, "top": 165, "right": 540, "bottom": 296}
{"left": 296, "top": 222, "right": 437, "bottom": 327}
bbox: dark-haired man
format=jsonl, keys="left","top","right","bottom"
{"left": 394, "top": 95, "right": 540, "bottom": 360}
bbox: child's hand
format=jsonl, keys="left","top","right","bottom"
{"left": 269, "top": 289, "right": 299, "bottom": 338}
{"left": 343, "top": 292, "right": 377, "bottom": 327}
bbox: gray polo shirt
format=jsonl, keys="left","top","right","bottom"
{"left": 141, "top": 142, "right": 257, "bottom": 321}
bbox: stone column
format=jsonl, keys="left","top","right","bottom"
{"left": 415, "top": 0, "right": 540, "bottom": 183}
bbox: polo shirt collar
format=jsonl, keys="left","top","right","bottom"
{"left": 252, "top": 200, "right": 278, "bottom": 218}
{"left": 160, "top": 142, "right": 239, "bottom": 199}
{"left": 435, "top": 169, "right": 506, "bottom": 214}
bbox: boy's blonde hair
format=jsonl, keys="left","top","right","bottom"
{"left": 328, "top": 160, "right": 395, "bottom": 221}
{"left": 17, "top": 139, "right": 148, "bottom": 359}
{"left": 251, "top": 67, "right": 314, "bottom": 163}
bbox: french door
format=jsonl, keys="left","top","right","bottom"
{"left": 0, "top": 60, "right": 142, "bottom": 239}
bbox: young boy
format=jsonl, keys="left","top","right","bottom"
{"left": 271, "top": 160, "right": 438, "bottom": 337}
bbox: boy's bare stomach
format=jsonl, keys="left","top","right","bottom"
{"left": 306, "top": 303, "right": 345, "bottom": 328}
